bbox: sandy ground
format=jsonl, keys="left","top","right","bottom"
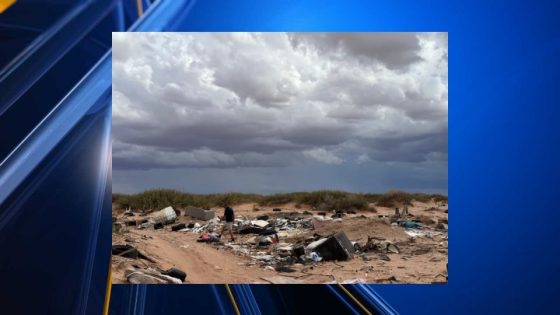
{"left": 112, "top": 201, "right": 448, "bottom": 284}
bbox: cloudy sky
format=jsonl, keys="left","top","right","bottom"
{"left": 112, "top": 32, "right": 447, "bottom": 195}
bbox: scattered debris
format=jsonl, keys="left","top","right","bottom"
{"left": 172, "top": 223, "right": 186, "bottom": 231}
{"left": 399, "top": 221, "right": 422, "bottom": 229}
{"left": 197, "top": 233, "right": 221, "bottom": 243}
{"left": 185, "top": 206, "right": 215, "bottom": 221}
{"left": 307, "top": 231, "right": 354, "bottom": 261}
{"left": 151, "top": 206, "right": 178, "bottom": 225}
{"left": 275, "top": 265, "right": 296, "bottom": 273}
{"left": 162, "top": 267, "right": 187, "bottom": 282}
{"left": 112, "top": 244, "right": 155, "bottom": 262}
{"left": 113, "top": 201, "right": 448, "bottom": 284}
{"left": 379, "top": 254, "right": 391, "bottom": 261}
{"left": 387, "top": 244, "right": 400, "bottom": 254}
{"left": 251, "top": 220, "right": 269, "bottom": 228}
{"left": 125, "top": 267, "right": 182, "bottom": 284}
{"left": 112, "top": 244, "right": 139, "bottom": 259}
{"left": 307, "top": 252, "right": 322, "bottom": 262}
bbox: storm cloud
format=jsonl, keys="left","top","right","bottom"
{"left": 112, "top": 32, "right": 447, "bottom": 194}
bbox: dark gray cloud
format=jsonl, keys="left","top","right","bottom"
{"left": 112, "top": 32, "right": 447, "bottom": 193}
{"left": 288, "top": 33, "right": 422, "bottom": 70}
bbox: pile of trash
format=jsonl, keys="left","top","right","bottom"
{"left": 113, "top": 206, "right": 218, "bottom": 232}
{"left": 221, "top": 230, "right": 356, "bottom": 268}
{"left": 193, "top": 217, "right": 357, "bottom": 269}
{"left": 112, "top": 244, "right": 188, "bottom": 284}
{"left": 125, "top": 207, "right": 358, "bottom": 269}
{"left": 125, "top": 266, "right": 186, "bottom": 284}
{"left": 112, "top": 206, "right": 181, "bottom": 231}
{"left": 113, "top": 204, "right": 448, "bottom": 283}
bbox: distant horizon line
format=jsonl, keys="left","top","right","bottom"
{"left": 112, "top": 188, "right": 448, "bottom": 197}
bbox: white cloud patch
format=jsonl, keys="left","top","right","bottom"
{"left": 303, "top": 148, "right": 343, "bottom": 165}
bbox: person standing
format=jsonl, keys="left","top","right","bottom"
{"left": 220, "top": 204, "right": 235, "bottom": 242}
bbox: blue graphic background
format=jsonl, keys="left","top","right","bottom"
{"left": 0, "top": 0, "right": 558, "bottom": 314}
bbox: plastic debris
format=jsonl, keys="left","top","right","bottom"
{"left": 251, "top": 220, "right": 269, "bottom": 228}
{"left": 399, "top": 221, "right": 422, "bottom": 229}
{"left": 125, "top": 267, "right": 182, "bottom": 284}
{"left": 307, "top": 252, "right": 322, "bottom": 262}
{"left": 150, "top": 206, "right": 178, "bottom": 225}
{"left": 387, "top": 243, "right": 400, "bottom": 254}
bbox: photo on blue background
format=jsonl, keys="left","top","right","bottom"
{"left": 111, "top": 32, "right": 448, "bottom": 284}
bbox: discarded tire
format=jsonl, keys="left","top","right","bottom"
{"left": 256, "top": 215, "right": 269, "bottom": 220}
{"left": 171, "top": 223, "right": 186, "bottom": 231}
{"left": 125, "top": 220, "right": 136, "bottom": 226}
{"left": 273, "top": 208, "right": 282, "bottom": 212}
{"left": 154, "top": 223, "right": 164, "bottom": 230}
{"left": 163, "top": 268, "right": 186, "bottom": 282}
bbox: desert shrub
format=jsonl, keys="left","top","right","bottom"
{"left": 373, "top": 191, "right": 449, "bottom": 207}
{"left": 362, "top": 193, "right": 382, "bottom": 203}
{"left": 112, "top": 189, "right": 262, "bottom": 210}
{"left": 292, "top": 191, "right": 368, "bottom": 211}
{"left": 431, "top": 194, "right": 448, "bottom": 203}
{"left": 260, "top": 192, "right": 304, "bottom": 206}
{"left": 209, "top": 192, "right": 263, "bottom": 207}
{"left": 112, "top": 189, "right": 446, "bottom": 212}
{"left": 411, "top": 193, "right": 432, "bottom": 203}
{"left": 375, "top": 191, "right": 407, "bottom": 208}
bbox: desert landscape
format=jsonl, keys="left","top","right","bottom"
{"left": 112, "top": 33, "right": 448, "bottom": 285}
{"left": 111, "top": 190, "right": 448, "bottom": 284}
